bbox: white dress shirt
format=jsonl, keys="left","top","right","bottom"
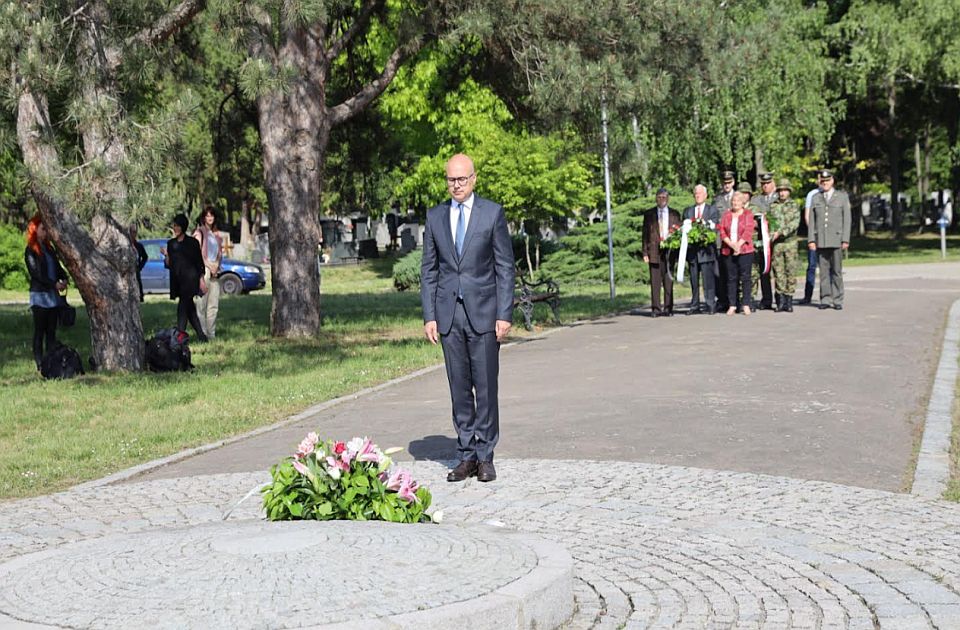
{"left": 694, "top": 204, "right": 704, "bottom": 220}
{"left": 658, "top": 206, "right": 669, "bottom": 239}
{"left": 450, "top": 193, "right": 474, "bottom": 244}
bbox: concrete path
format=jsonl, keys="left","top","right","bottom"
{"left": 135, "top": 262, "right": 960, "bottom": 492}
{"left": 2, "top": 262, "right": 960, "bottom": 629}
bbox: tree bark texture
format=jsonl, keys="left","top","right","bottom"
{"left": 17, "top": 90, "right": 144, "bottom": 371}
{"left": 251, "top": 5, "right": 423, "bottom": 337}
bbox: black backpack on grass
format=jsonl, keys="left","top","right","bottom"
{"left": 40, "top": 343, "right": 84, "bottom": 380}
{"left": 145, "top": 328, "right": 193, "bottom": 372}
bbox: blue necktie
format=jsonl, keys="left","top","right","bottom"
{"left": 455, "top": 202, "right": 466, "bottom": 257}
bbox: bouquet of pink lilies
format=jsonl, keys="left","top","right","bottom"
{"left": 262, "top": 433, "right": 440, "bottom": 524}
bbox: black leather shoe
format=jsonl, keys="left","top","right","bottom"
{"left": 834, "top": 304, "right": 843, "bottom": 310}
{"left": 783, "top": 296, "right": 794, "bottom": 313}
{"left": 650, "top": 310, "right": 660, "bottom": 318}
{"left": 686, "top": 306, "right": 700, "bottom": 316}
{"left": 477, "top": 461, "right": 497, "bottom": 482}
{"left": 447, "top": 460, "right": 478, "bottom": 482}
{"left": 818, "top": 304, "right": 830, "bottom": 310}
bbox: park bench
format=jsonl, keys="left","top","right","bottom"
{"left": 513, "top": 276, "right": 561, "bottom": 330}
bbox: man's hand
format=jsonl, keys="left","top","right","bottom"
{"left": 424, "top": 320, "right": 438, "bottom": 345}
{"left": 841, "top": 242, "right": 849, "bottom": 251}
{"left": 808, "top": 242, "right": 817, "bottom": 251}
{"left": 642, "top": 254, "right": 649, "bottom": 263}
{"left": 771, "top": 231, "right": 780, "bottom": 241}
{"left": 495, "top": 320, "right": 512, "bottom": 342}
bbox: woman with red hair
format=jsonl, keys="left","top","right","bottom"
{"left": 24, "top": 214, "right": 68, "bottom": 369}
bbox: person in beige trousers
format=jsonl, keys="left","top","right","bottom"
{"left": 194, "top": 206, "right": 223, "bottom": 338}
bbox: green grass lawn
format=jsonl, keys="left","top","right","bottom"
{"left": 845, "top": 229, "right": 960, "bottom": 267}
{"left": 0, "top": 258, "right": 648, "bottom": 499}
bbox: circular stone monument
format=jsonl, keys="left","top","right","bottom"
{"left": 0, "top": 520, "right": 573, "bottom": 629}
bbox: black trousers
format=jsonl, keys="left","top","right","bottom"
{"left": 755, "top": 252, "right": 773, "bottom": 307}
{"left": 688, "top": 258, "right": 716, "bottom": 312}
{"left": 176, "top": 295, "right": 206, "bottom": 340}
{"left": 31, "top": 305, "right": 58, "bottom": 368}
{"left": 439, "top": 301, "right": 500, "bottom": 462}
{"left": 648, "top": 256, "right": 674, "bottom": 313}
{"left": 724, "top": 254, "right": 753, "bottom": 309}
{"left": 717, "top": 256, "right": 729, "bottom": 310}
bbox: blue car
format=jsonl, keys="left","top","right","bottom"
{"left": 139, "top": 239, "right": 267, "bottom": 296}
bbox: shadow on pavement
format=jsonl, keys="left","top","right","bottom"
{"left": 408, "top": 434, "right": 458, "bottom": 465}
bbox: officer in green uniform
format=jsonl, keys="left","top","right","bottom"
{"left": 767, "top": 178, "right": 800, "bottom": 312}
{"left": 808, "top": 169, "right": 851, "bottom": 310}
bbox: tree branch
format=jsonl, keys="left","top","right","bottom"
{"left": 328, "top": 40, "right": 422, "bottom": 127}
{"left": 125, "top": 0, "right": 206, "bottom": 51}
{"left": 326, "top": 0, "right": 381, "bottom": 63}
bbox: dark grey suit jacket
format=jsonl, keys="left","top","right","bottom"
{"left": 682, "top": 203, "right": 720, "bottom": 262}
{"left": 420, "top": 195, "right": 516, "bottom": 335}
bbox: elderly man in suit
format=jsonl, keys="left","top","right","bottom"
{"left": 808, "top": 169, "right": 851, "bottom": 310}
{"left": 421, "top": 153, "right": 515, "bottom": 483}
{"left": 643, "top": 188, "right": 682, "bottom": 317}
{"left": 683, "top": 184, "right": 720, "bottom": 315}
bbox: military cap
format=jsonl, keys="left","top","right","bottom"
{"left": 656, "top": 187, "right": 669, "bottom": 195}
{"left": 776, "top": 178, "right": 793, "bottom": 192}
{"left": 721, "top": 170, "right": 736, "bottom": 182}
{"left": 818, "top": 169, "right": 834, "bottom": 180}
{"left": 736, "top": 182, "right": 753, "bottom": 194}
{"left": 759, "top": 172, "right": 774, "bottom": 184}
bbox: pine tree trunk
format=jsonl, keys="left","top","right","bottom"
{"left": 257, "top": 73, "right": 324, "bottom": 337}
{"left": 17, "top": 90, "right": 144, "bottom": 372}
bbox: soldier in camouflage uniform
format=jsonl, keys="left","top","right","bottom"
{"left": 768, "top": 178, "right": 801, "bottom": 312}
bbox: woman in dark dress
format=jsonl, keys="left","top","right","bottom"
{"left": 24, "top": 214, "right": 69, "bottom": 369}
{"left": 161, "top": 213, "right": 208, "bottom": 341}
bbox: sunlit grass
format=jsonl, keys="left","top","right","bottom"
{"left": 0, "top": 258, "right": 649, "bottom": 499}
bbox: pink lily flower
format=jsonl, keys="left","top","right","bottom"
{"left": 295, "top": 432, "right": 319, "bottom": 459}
{"left": 326, "top": 455, "right": 351, "bottom": 473}
{"left": 356, "top": 438, "right": 381, "bottom": 464}
{"left": 398, "top": 476, "right": 420, "bottom": 504}
{"left": 292, "top": 459, "right": 311, "bottom": 478}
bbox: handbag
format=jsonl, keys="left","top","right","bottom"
{"left": 58, "top": 290, "right": 76, "bottom": 328}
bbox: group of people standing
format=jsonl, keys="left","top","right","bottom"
{"left": 643, "top": 168, "right": 852, "bottom": 316}
{"left": 23, "top": 206, "right": 225, "bottom": 372}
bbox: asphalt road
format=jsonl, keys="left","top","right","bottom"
{"left": 131, "top": 262, "right": 960, "bottom": 491}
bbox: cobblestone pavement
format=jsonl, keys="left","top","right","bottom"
{"left": 3, "top": 459, "right": 960, "bottom": 629}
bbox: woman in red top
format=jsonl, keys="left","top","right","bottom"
{"left": 718, "top": 192, "right": 756, "bottom": 315}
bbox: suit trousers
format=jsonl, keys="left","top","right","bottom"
{"left": 648, "top": 255, "right": 674, "bottom": 313}
{"left": 688, "top": 258, "right": 716, "bottom": 312}
{"left": 724, "top": 254, "right": 753, "bottom": 309}
{"left": 439, "top": 301, "right": 501, "bottom": 462}
{"left": 804, "top": 248, "right": 818, "bottom": 300}
{"left": 817, "top": 247, "right": 844, "bottom": 307}
{"left": 753, "top": 252, "right": 773, "bottom": 307}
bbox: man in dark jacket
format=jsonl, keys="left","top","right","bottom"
{"left": 162, "top": 213, "right": 207, "bottom": 341}
{"left": 642, "top": 188, "right": 682, "bottom": 317}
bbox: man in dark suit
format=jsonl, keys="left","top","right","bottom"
{"left": 421, "top": 154, "right": 515, "bottom": 483}
{"left": 808, "top": 169, "right": 851, "bottom": 310}
{"left": 642, "top": 188, "right": 682, "bottom": 317}
{"left": 683, "top": 184, "right": 720, "bottom": 314}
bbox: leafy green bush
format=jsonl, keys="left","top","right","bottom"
{"left": 392, "top": 249, "right": 423, "bottom": 292}
{"left": 0, "top": 223, "right": 28, "bottom": 291}
{"left": 539, "top": 194, "right": 694, "bottom": 285}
